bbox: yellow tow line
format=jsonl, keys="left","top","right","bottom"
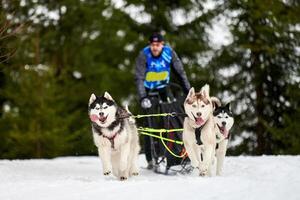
{"left": 137, "top": 127, "right": 187, "bottom": 158}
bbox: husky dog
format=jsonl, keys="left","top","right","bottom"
{"left": 182, "top": 84, "right": 221, "bottom": 176}
{"left": 213, "top": 103, "right": 234, "bottom": 176}
{"left": 88, "top": 92, "right": 140, "bottom": 180}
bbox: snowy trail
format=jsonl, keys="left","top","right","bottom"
{"left": 1, "top": 155, "right": 300, "bottom": 200}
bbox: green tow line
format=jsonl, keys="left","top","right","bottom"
{"left": 137, "top": 127, "right": 184, "bottom": 133}
{"left": 138, "top": 131, "right": 183, "bottom": 145}
{"left": 137, "top": 127, "right": 187, "bottom": 158}
{"left": 133, "top": 112, "right": 187, "bottom": 158}
{"left": 132, "top": 112, "right": 179, "bottom": 119}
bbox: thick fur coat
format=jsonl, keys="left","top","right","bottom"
{"left": 88, "top": 92, "right": 140, "bottom": 180}
{"left": 182, "top": 84, "right": 221, "bottom": 176}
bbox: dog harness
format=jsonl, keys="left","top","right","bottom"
{"left": 194, "top": 124, "right": 230, "bottom": 146}
{"left": 93, "top": 123, "right": 123, "bottom": 149}
{"left": 102, "top": 132, "right": 119, "bottom": 149}
{"left": 143, "top": 45, "right": 172, "bottom": 89}
{"left": 195, "top": 127, "right": 203, "bottom": 145}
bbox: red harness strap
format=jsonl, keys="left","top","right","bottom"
{"left": 102, "top": 132, "right": 119, "bottom": 149}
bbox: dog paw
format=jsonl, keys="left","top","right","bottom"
{"left": 199, "top": 170, "right": 207, "bottom": 176}
{"left": 120, "top": 176, "right": 128, "bottom": 181}
{"left": 131, "top": 172, "right": 139, "bottom": 176}
{"left": 103, "top": 171, "right": 111, "bottom": 176}
{"left": 199, "top": 168, "right": 208, "bottom": 176}
{"left": 198, "top": 166, "right": 208, "bottom": 176}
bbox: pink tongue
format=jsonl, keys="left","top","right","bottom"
{"left": 90, "top": 114, "right": 99, "bottom": 122}
{"left": 221, "top": 128, "right": 229, "bottom": 137}
{"left": 224, "top": 129, "right": 228, "bottom": 137}
{"left": 196, "top": 118, "right": 204, "bottom": 125}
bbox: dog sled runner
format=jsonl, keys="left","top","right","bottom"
{"left": 137, "top": 83, "right": 192, "bottom": 175}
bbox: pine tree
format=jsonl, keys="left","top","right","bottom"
{"left": 0, "top": 0, "right": 219, "bottom": 158}
{"left": 210, "top": 0, "right": 300, "bottom": 155}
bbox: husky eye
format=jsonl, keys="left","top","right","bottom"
{"left": 225, "top": 116, "right": 228, "bottom": 118}
{"left": 192, "top": 104, "right": 197, "bottom": 108}
{"left": 201, "top": 105, "right": 205, "bottom": 108}
{"left": 95, "top": 107, "right": 100, "bottom": 110}
{"left": 218, "top": 116, "right": 221, "bottom": 118}
{"left": 103, "top": 106, "right": 108, "bottom": 109}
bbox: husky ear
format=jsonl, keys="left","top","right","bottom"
{"left": 104, "top": 91, "right": 114, "bottom": 102}
{"left": 225, "top": 103, "right": 231, "bottom": 111}
{"left": 89, "top": 93, "right": 97, "bottom": 105}
{"left": 211, "top": 97, "right": 221, "bottom": 110}
{"left": 185, "top": 87, "right": 195, "bottom": 104}
{"left": 201, "top": 84, "right": 210, "bottom": 98}
{"left": 187, "top": 87, "right": 195, "bottom": 98}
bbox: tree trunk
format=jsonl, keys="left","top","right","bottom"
{"left": 252, "top": 50, "right": 266, "bottom": 155}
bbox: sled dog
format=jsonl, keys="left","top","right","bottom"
{"left": 88, "top": 92, "right": 140, "bottom": 180}
{"left": 182, "top": 84, "right": 221, "bottom": 176}
{"left": 213, "top": 103, "right": 234, "bottom": 175}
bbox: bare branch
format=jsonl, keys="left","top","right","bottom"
{"left": 0, "top": 17, "right": 23, "bottom": 63}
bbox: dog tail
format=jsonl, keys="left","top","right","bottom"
{"left": 124, "top": 104, "right": 131, "bottom": 113}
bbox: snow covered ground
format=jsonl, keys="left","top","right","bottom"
{"left": 1, "top": 155, "right": 300, "bottom": 200}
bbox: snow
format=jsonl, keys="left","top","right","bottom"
{"left": 1, "top": 155, "right": 300, "bottom": 200}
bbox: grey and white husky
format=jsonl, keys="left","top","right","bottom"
{"left": 88, "top": 92, "right": 140, "bottom": 180}
{"left": 182, "top": 84, "right": 221, "bottom": 176}
{"left": 213, "top": 103, "right": 234, "bottom": 176}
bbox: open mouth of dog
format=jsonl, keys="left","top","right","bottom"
{"left": 191, "top": 112, "right": 205, "bottom": 126}
{"left": 90, "top": 114, "right": 108, "bottom": 124}
{"left": 217, "top": 124, "right": 228, "bottom": 136}
{"left": 98, "top": 115, "right": 108, "bottom": 123}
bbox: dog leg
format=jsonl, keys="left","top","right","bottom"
{"left": 199, "top": 144, "right": 214, "bottom": 176}
{"left": 216, "top": 139, "right": 228, "bottom": 176}
{"left": 207, "top": 148, "right": 216, "bottom": 177}
{"left": 129, "top": 143, "right": 140, "bottom": 176}
{"left": 194, "top": 144, "right": 202, "bottom": 164}
{"left": 98, "top": 147, "right": 112, "bottom": 175}
{"left": 184, "top": 142, "right": 200, "bottom": 168}
{"left": 119, "top": 142, "right": 130, "bottom": 180}
{"left": 111, "top": 153, "right": 120, "bottom": 177}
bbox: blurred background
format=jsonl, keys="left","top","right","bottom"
{"left": 0, "top": 0, "right": 299, "bottom": 159}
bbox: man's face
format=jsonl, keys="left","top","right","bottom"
{"left": 150, "top": 41, "right": 164, "bottom": 57}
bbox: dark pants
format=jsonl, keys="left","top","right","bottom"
{"left": 144, "top": 131, "right": 153, "bottom": 162}
{"left": 143, "top": 87, "right": 171, "bottom": 163}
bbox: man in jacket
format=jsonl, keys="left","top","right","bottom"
{"left": 135, "top": 32, "right": 190, "bottom": 169}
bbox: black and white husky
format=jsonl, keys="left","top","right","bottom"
{"left": 182, "top": 84, "right": 221, "bottom": 176}
{"left": 213, "top": 103, "right": 234, "bottom": 176}
{"left": 88, "top": 92, "right": 140, "bottom": 180}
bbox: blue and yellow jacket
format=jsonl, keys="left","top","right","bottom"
{"left": 135, "top": 45, "right": 190, "bottom": 100}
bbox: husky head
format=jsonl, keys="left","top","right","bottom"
{"left": 213, "top": 103, "right": 234, "bottom": 137}
{"left": 88, "top": 92, "right": 130, "bottom": 128}
{"left": 184, "top": 84, "right": 220, "bottom": 127}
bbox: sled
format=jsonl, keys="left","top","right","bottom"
{"left": 137, "top": 83, "right": 192, "bottom": 175}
